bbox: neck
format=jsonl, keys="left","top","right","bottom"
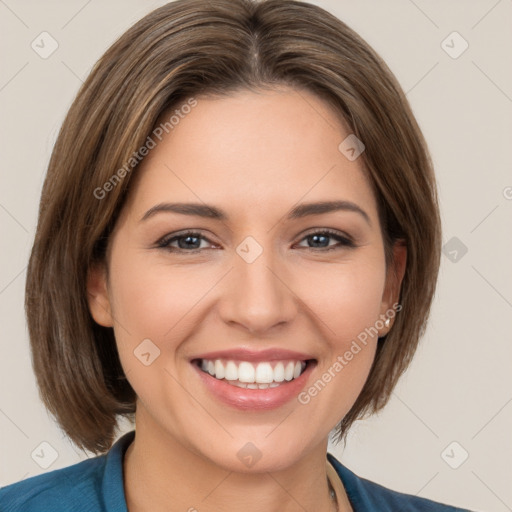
{"left": 123, "top": 409, "right": 345, "bottom": 512}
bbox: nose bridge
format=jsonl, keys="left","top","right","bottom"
{"left": 220, "top": 234, "right": 297, "bottom": 333}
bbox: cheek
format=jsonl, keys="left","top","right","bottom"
{"left": 106, "top": 257, "right": 204, "bottom": 408}
{"left": 109, "top": 252, "right": 210, "bottom": 338}
{"left": 302, "top": 262, "right": 385, "bottom": 381}
{"left": 300, "top": 256, "right": 386, "bottom": 341}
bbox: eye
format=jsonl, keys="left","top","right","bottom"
{"left": 156, "top": 230, "right": 215, "bottom": 252}
{"left": 156, "top": 228, "right": 356, "bottom": 254}
{"left": 295, "top": 229, "right": 356, "bottom": 251}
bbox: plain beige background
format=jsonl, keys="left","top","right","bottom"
{"left": 1, "top": 1, "right": 511, "bottom": 511}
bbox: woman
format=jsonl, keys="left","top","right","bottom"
{"left": 0, "top": 0, "right": 474, "bottom": 510}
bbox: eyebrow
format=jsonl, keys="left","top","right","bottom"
{"left": 140, "top": 200, "right": 371, "bottom": 226}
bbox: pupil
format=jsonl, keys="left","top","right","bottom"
{"left": 311, "top": 234, "right": 328, "bottom": 247}
{"left": 180, "top": 236, "right": 200, "bottom": 249}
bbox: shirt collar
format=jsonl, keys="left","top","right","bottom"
{"left": 101, "top": 430, "right": 135, "bottom": 512}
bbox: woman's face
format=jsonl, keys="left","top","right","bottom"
{"left": 88, "top": 87, "right": 405, "bottom": 472}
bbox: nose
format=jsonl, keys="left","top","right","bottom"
{"left": 218, "top": 242, "right": 298, "bottom": 335}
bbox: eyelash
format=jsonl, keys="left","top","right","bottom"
{"left": 156, "top": 229, "right": 356, "bottom": 253}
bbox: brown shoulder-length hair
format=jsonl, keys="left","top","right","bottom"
{"left": 26, "top": 0, "right": 441, "bottom": 454}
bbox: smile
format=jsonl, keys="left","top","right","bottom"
{"left": 196, "top": 359, "right": 308, "bottom": 389}
{"left": 190, "top": 348, "right": 317, "bottom": 410}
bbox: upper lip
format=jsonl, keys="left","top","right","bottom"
{"left": 191, "top": 348, "right": 315, "bottom": 363}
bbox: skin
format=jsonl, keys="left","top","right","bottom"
{"left": 87, "top": 86, "right": 406, "bottom": 512}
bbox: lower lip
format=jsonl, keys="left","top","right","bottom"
{"left": 192, "top": 362, "right": 316, "bottom": 411}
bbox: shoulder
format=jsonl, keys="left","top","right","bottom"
{"left": 0, "top": 456, "right": 105, "bottom": 512}
{"left": 327, "top": 453, "right": 474, "bottom": 512}
{"left": 0, "top": 431, "right": 134, "bottom": 512}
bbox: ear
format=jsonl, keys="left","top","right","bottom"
{"left": 378, "top": 240, "right": 407, "bottom": 336}
{"left": 86, "top": 262, "right": 114, "bottom": 327}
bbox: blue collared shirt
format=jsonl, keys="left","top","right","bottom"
{"left": 0, "top": 430, "right": 473, "bottom": 511}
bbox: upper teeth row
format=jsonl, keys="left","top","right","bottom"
{"left": 200, "top": 359, "right": 306, "bottom": 384}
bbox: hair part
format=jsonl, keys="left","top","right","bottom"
{"left": 26, "top": 0, "right": 441, "bottom": 454}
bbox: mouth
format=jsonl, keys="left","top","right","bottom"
{"left": 190, "top": 353, "right": 317, "bottom": 410}
{"left": 192, "top": 358, "right": 314, "bottom": 389}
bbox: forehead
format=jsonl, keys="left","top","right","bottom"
{"left": 124, "top": 87, "right": 378, "bottom": 224}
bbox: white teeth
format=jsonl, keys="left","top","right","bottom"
{"left": 238, "top": 362, "right": 255, "bottom": 383}
{"left": 284, "top": 362, "right": 295, "bottom": 381}
{"left": 214, "top": 360, "right": 225, "bottom": 379}
{"left": 227, "top": 380, "right": 297, "bottom": 389}
{"left": 225, "top": 361, "right": 238, "bottom": 381}
{"left": 198, "top": 358, "right": 309, "bottom": 385}
{"left": 273, "top": 362, "right": 285, "bottom": 382}
{"left": 255, "top": 362, "right": 273, "bottom": 383}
